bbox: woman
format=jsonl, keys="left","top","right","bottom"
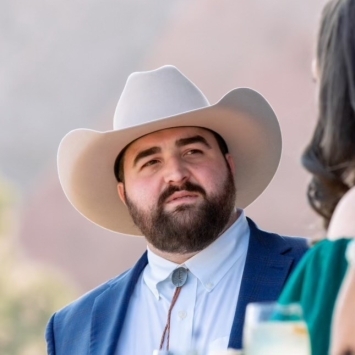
{"left": 278, "top": 0, "right": 355, "bottom": 354}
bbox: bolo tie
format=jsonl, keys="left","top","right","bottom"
{"left": 159, "top": 267, "right": 188, "bottom": 351}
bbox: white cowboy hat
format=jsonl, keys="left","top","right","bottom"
{"left": 58, "top": 65, "right": 281, "bottom": 236}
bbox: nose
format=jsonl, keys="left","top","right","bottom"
{"left": 163, "top": 156, "right": 190, "bottom": 185}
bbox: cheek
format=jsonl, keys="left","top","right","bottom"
{"left": 124, "top": 178, "right": 159, "bottom": 208}
{"left": 194, "top": 163, "right": 229, "bottom": 192}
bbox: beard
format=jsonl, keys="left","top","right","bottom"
{"left": 125, "top": 168, "right": 237, "bottom": 254}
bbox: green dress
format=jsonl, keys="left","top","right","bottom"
{"left": 278, "top": 238, "right": 352, "bottom": 355}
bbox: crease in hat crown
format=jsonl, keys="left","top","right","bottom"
{"left": 113, "top": 65, "right": 210, "bottom": 130}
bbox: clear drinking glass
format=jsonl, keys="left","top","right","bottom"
{"left": 243, "top": 302, "right": 311, "bottom": 355}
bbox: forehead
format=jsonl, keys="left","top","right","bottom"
{"left": 126, "top": 126, "right": 216, "bottom": 154}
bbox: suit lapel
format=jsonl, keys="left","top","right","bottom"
{"left": 90, "top": 252, "right": 148, "bottom": 355}
{"left": 228, "top": 218, "right": 295, "bottom": 349}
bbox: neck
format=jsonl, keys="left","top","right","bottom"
{"left": 147, "top": 209, "right": 240, "bottom": 264}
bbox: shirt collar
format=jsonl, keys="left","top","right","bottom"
{"left": 143, "top": 209, "right": 250, "bottom": 299}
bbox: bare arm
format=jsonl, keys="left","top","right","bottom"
{"left": 330, "top": 243, "right": 355, "bottom": 355}
{"left": 327, "top": 188, "right": 355, "bottom": 354}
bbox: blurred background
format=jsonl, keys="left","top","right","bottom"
{"left": 2, "top": 0, "right": 328, "bottom": 353}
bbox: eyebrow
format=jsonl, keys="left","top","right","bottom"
{"left": 132, "top": 135, "right": 211, "bottom": 167}
{"left": 133, "top": 146, "right": 161, "bottom": 167}
{"left": 176, "top": 135, "right": 212, "bottom": 149}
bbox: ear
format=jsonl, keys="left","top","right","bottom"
{"left": 117, "top": 183, "right": 127, "bottom": 206}
{"left": 225, "top": 153, "right": 236, "bottom": 177}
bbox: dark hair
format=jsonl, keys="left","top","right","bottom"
{"left": 114, "top": 129, "right": 229, "bottom": 183}
{"left": 302, "top": 0, "right": 355, "bottom": 229}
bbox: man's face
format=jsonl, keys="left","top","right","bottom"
{"left": 117, "top": 127, "right": 237, "bottom": 253}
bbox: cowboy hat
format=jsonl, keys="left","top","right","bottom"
{"left": 58, "top": 65, "right": 281, "bottom": 236}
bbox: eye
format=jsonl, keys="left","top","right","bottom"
{"left": 141, "top": 159, "right": 160, "bottom": 168}
{"left": 185, "top": 149, "right": 203, "bottom": 156}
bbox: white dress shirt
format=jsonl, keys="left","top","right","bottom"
{"left": 116, "top": 210, "right": 250, "bottom": 355}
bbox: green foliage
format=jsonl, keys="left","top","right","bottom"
{"left": 0, "top": 178, "right": 77, "bottom": 355}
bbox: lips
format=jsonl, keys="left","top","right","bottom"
{"left": 165, "top": 191, "right": 199, "bottom": 204}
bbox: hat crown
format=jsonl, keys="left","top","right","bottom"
{"left": 113, "top": 65, "right": 210, "bottom": 130}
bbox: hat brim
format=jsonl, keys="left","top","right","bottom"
{"left": 57, "top": 88, "right": 281, "bottom": 236}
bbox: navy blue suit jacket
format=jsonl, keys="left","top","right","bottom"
{"left": 46, "top": 218, "right": 308, "bottom": 354}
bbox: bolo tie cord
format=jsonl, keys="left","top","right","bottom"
{"left": 159, "top": 286, "right": 182, "bottom": 351}
{"left": 159, "top": 267, "right": 188, "bottom": 351}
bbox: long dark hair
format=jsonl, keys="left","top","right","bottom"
{"left": 302, "top": 0, "right": 355, "bottom": 229}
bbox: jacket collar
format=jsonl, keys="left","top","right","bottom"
{"left": 227, "top": 217, "right": 295, "bottom": 350}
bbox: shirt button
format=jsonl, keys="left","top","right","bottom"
{"left": 178, "top": 310, "right": 187, "bottom": 319}
{"left": 206, "top": 282, "right": 214, "bottom": 290}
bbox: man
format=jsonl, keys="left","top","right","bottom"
{"left": 46, "top": 65, "right": 308, "bottom": 354}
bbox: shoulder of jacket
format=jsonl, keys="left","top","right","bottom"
{"left": 248, "top": 216, "right": 309, "bottom": 246}
{"left": 53, "top": 268, "right": 131, "bottom": 321}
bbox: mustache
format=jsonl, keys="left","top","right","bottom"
{"left": 158, "top": 181, "right": 206, "bottom": 207}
